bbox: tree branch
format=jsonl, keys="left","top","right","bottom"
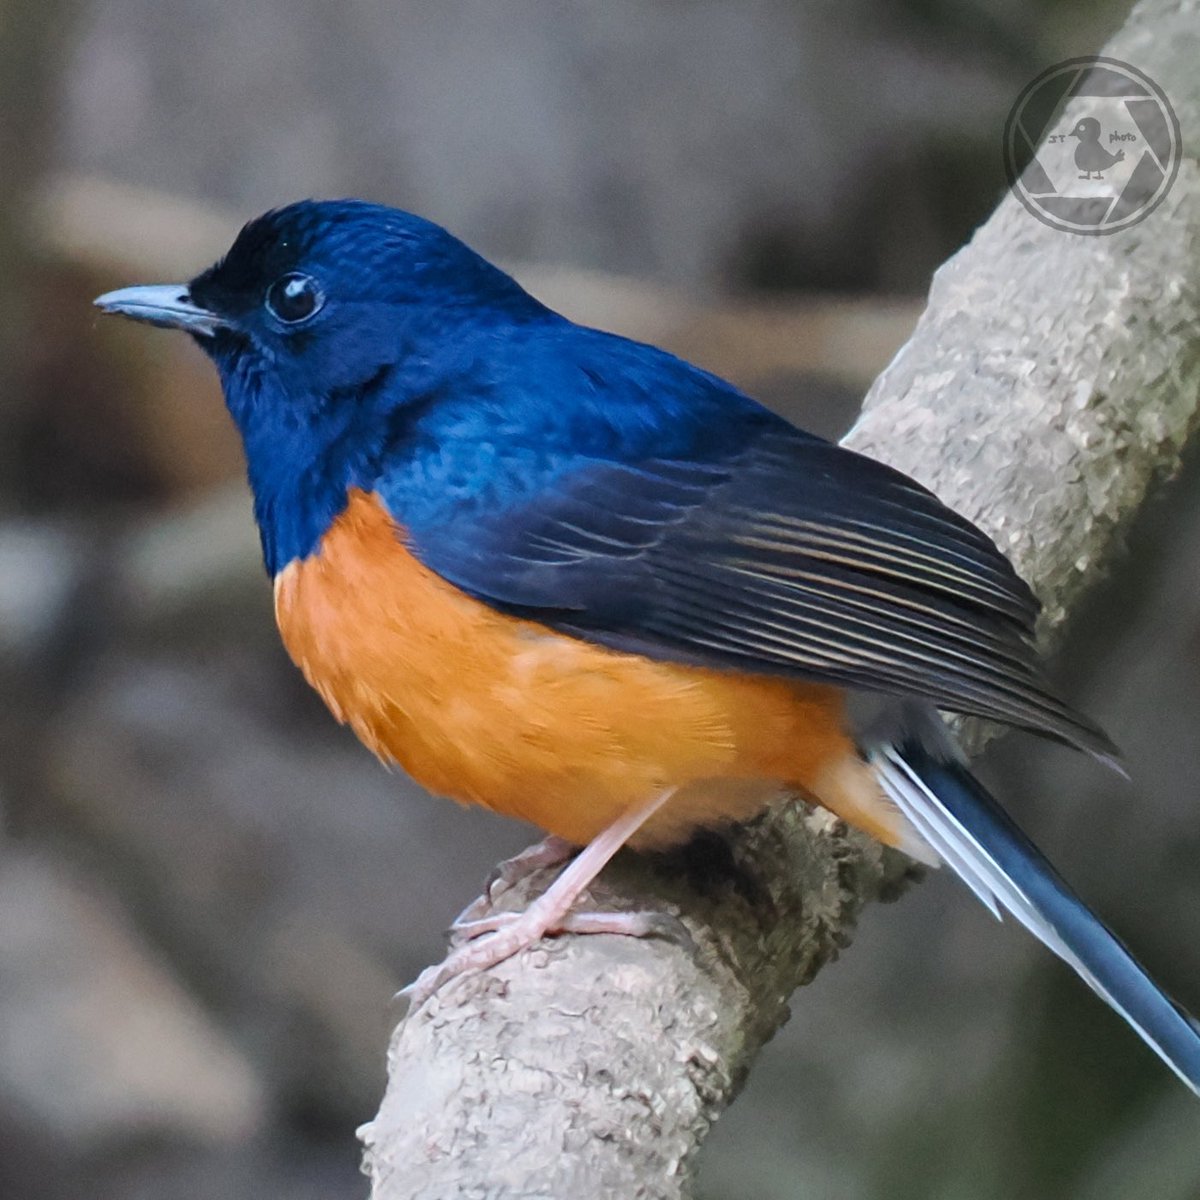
{"left": 360, "top": 5, "right": 1200, "bottom": 1195}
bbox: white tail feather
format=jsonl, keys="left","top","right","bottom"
{"left": 873, "top": 746, "right": 1059, "bottom": 941}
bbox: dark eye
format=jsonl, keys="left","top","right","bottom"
{"left": 265, "top": 273, "right": 324, "bottom": 324}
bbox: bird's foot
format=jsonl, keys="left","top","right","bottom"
{"left": 400, "top": 895, "right": 687, "bottom": 1010}
{"left": 401, "top": 786, "right": 683, "bottom": 1010}
{"left": 451, "top": 834, "right": 577, "bottom": 927}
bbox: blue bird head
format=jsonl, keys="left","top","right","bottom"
{"left": 94, "top": 200, "right": 554, "bottom": 570}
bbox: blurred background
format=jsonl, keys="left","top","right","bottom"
{"left": 3, "top": 1, "right": 1199, "bottom": 1197}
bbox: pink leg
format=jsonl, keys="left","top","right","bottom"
{"left": 401, "top": 788, "right": 680, "bottom": 1007}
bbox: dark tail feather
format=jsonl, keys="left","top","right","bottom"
{"left": 869, "top": 729, "right": 1200, "bottom": 1096}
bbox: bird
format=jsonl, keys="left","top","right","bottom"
{"left": 95, "top": 199, "right": 1200, "bottom": 1094}
{"left": 1071, "top": 116, "right": 1125, "bottom": 179}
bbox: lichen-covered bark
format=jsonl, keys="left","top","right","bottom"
{"left": 361, "top": 4, "right": 1200, "bottom": 1195}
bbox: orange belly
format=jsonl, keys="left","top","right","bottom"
{"left": 273, "top": 488, "right": 906, "bottom": 850}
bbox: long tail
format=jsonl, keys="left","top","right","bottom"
{"left": 867, "top": 719, "right": 1200, "bottom": 1096}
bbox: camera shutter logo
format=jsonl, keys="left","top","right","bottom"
{"left": 1004, "top": 56, "right": 1180, "bottom": 235}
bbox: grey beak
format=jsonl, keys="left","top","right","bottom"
{"left": 93, "top": 284, "right": 227, "bottom": 337}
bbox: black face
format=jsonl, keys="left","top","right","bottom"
{"left": 182, "top": 213, "right": 321, "bottom": 338}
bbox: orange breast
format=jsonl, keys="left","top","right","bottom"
{"left": 273, "top": 488, "right": 904, "bottom": 850}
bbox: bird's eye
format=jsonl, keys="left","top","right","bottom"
{"left": 265, "top": 273, "right": 324, "bottom": 325}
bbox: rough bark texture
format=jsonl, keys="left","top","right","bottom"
{"left": 361, "top": 4, "right": 1200, "bottom": 1195}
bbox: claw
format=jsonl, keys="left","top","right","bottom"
{"left": 451, "top": 835, "right": 578, "bottom": 928}
{"left": 487, "top": 836, "right": 577, "bottom": 897}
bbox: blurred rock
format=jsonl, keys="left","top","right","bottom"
{"left": 0, "top": 521, "right": 84, "bottom": 660}
{"left": 0, "top": 847, "right": 265, "bottom": 1149}
{"left": 115, "top": 481, "right": 264, "bottom": 633}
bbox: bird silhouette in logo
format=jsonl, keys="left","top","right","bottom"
{"left": 1070, "top": 116, "right": 1125, "bottom": 179}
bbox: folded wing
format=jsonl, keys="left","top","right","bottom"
{"left": 394, "top": 421, "right": 1113, "bottom": 760}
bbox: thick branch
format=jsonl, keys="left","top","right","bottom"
{"left": 361, "top": 5, "right": 1200, "bottom": 1196}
